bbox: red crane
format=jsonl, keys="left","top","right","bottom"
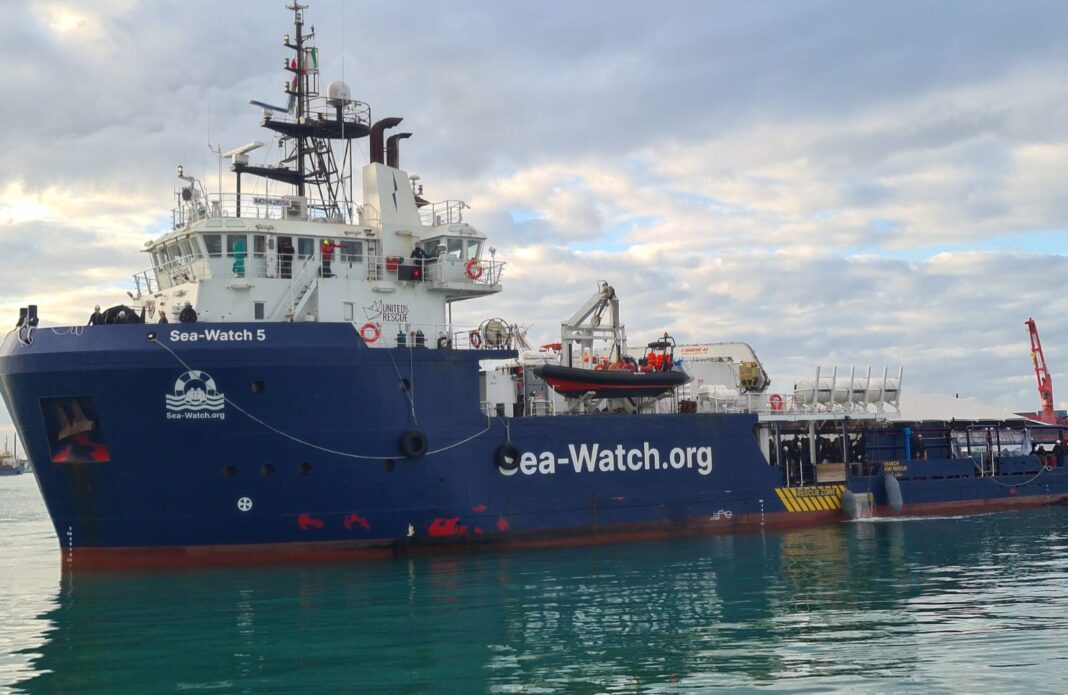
{"left": 1026, "top": 317, "right": 1057, "bottom": 424}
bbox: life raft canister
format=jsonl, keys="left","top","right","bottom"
{"left": 359, "top": 322, "right": 381, "bottom": 343}
{"left": 769, "top": 393, "right": 784, "bottom": 411}
{"left": 465, "top": 259, "right": 483, "bottom": 280}
{"left": 469, "top": 330, "right": 482, "bottom": 349}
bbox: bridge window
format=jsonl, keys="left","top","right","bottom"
{"left": 253, "top": 235, "right": 266, "bottom": 257}
{"left": 178, "top": 239, "right": 194, "bottom": 260}
{"left": 446, "top": 237, "right": 463, "bottom": 259}
{"left": 203, "top": 234, "right": 222, "bottom": 257}
{"left": 297, "top": 237, "right": 314, "bottom": 259}
{"left": 339, "top": 240, "right": 363, "bottom": 262}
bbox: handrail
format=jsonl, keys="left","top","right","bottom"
{"left": 268, "top": 256, "right": 320, "bottom": 320}
{"left": 419, "top": 200, "right": 468, "bottom": 226}
{"left": 172, "top": 192, "right": 363, "bottom": 228}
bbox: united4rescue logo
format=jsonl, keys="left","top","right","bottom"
{"left": 165, "top": 370, "right": 226, "bottom": 420}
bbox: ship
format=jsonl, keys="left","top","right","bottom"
{"left": 0, "top": 436, "right": 28, "bottom": 476}
{"left": 2, "top": 3, "right": 1068, "bottom": 569}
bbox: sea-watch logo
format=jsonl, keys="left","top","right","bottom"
{"left": 165, "top": 370, "right": 226, "bottom": 420}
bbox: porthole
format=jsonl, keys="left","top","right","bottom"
{"left": 298, "top": 462, "right": 312, "bottom": 476}
{"left": 223, "top": 465, "right": 237, "bottom": 478}
{"left": 261, "top": 464, "right": 275, "bottom": 477}
{"left": 251, "top": 380, "right": 265, "bottom": 393}
{"left": 383, "top": 459, "right": 396, "bottom": 473}
{"left": 399, "top": 378, "right": 411, "bottom": 393}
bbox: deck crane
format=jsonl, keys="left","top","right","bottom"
{"left": 1026, "top": 317, "right": 1058, "bottom": 424}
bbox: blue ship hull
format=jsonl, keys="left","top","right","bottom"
{"left": 3, "top": 322, "right": 1067, "bottom": 568}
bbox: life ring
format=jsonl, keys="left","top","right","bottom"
{"left": 465, "top": 259, "right": 484, "bottom": 280}
{"left": 469, "top": 330, "right": 482, "bottom": 349}
{"left": 359, "top": 322, "right": 381, "bottom": 344}
{"left": 496, "top": 443, "right": 520, "bottom": 471}
{"left": 769, "top": 393, "right": 784, "bottom": 411}
{"left": 400, "top": 430, "right": 429, "bottom": 459}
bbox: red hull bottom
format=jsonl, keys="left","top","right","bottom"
{"left": 61, "top": 493, "right": 1068, "bottom": 571}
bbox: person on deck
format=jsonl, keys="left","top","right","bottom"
{"left": 321, "top": 239, "right": 336, "bottom": 277}
{"left": 279, "top": 239, "right": 294, "bottom": 279}
{"left": 87, "top": 305, "right": 105, "bottom": 326}
{"left": 231, "top": 238, "right": 247, "bottom": 278}
{"left": 913, "top": 433, "right": 927, "bottom": 460}
{"left": 179, "top": 302, "right": 197, "bottom": 323}
{"left": 409, "top": 244, "right": 426, "bottom": 281}
{"left": 158, "top": 309, "right": 169, "bottom": 324}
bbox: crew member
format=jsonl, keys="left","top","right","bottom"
{"left": 279, "top": 238, "right": 294, "bottom": 279}
{"left": 321, "top": 239, "right": 336, "bottom": 277}
{"left": 87, "top": 305, "right": 105, "bottom": 326}
{"left": 179, "top": 302, "right": 198, "bottom": 323}
{"left": 158, "top": 308, "right": 169, "bottom": 324}
{"left": 410, "top": 244, "right": 426, "bottom": 281}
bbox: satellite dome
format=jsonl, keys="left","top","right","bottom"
{"left": 326, "top": 80, "right": 352, "bottom": 106}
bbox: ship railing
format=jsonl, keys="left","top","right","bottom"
{"left": 362, "top": 254, "right": 505, "bottom": 287}
{"left": 269, "top": 256, "right": 321, "bottom": 321}
{"left": 172, "top": 193, "right": 361, "bottom": 228}
{"left": 419, "top": 200, "right": 468, "bottom": 226}
{"left": 350, "top": 321, "right": 517, "bottom": 351}
{"left": 136, "top": 256, "right": 207, "bottom": 292}
{"left": 131, "top": 270, "right": 158, "bottom": 298}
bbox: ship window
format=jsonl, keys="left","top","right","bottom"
{"left": 254, "top": 302, "right": 265, "bottom": 320}
{"left": 40, "top": 396, "right": 111, "bottom": 464}
{"left": 203, "top": 234, "right": 222, "bottom": 257}
{"left": 226, "top": 234, "right": 248, "bottom": 257}
{"left": 165, "top": 244, "right": 181, "bottom": 263}
{"left": 343, "top": 302, "right": 354, "bottom": 321}
{"left": 297, "top": 237, "right": 314, "bottom": 259}
{"left": 339, "top": 240, "right": 362, "bottom": 263}
{"left": 151, "top": 251, "right": 163, "bottom": 270}
{"left": 446, "top": 237, "right": 463, "bottom": 259}
{"left": 466, "top": 240, "right": 482, "bottom": 260}
{"left": 253, "top": 235, "right": 266, "bottom": 257}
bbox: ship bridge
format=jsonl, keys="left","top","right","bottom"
{"left": 128, "top": 2, "right": 505, "bottom": 347}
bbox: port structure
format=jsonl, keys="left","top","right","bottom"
{"left": 1026, "top": 317, "right": 1058, "bottom": 424}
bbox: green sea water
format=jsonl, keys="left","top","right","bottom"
{"left": 2, "top": 473, "right": 1067, "bottom": 694}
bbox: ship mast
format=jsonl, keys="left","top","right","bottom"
{"left": 287, "top": 2, "right": 307, "bottom": 197}
{"left": 231, "top": 3, "right": 371, "bottom": 223}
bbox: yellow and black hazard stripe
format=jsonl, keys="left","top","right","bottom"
{"left": 775, "top": 485, "right": 846, "bottom": 512}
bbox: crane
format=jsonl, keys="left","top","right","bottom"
{"left": 1026, "top": 317, "right": 1057, "bottom": 424}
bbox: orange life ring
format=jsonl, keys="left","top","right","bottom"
{"left": 769, "top": 393, "right": 784, "bottom": 411}
{"left": 359, "top": 322, "right": 381, "bottom": 344}
{"left": 469, "top": 330, "right": 482, "bottom": 349}
{"left": 465, "top": 259, "right": 484, "bottom": 280}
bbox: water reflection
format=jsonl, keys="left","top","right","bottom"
{"left": 13, "top": 507, "right": 1068, "bottom": 694}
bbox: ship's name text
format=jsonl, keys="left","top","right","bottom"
{"left": 169, "top": 329, "right": 267, "bottom": 342}
{"left": 501, "top": 442, "right": 713, "bottom": 477}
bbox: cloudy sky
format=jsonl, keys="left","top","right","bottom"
{"left": 2, "top": 0, "right": 1068, "bottom": 442}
